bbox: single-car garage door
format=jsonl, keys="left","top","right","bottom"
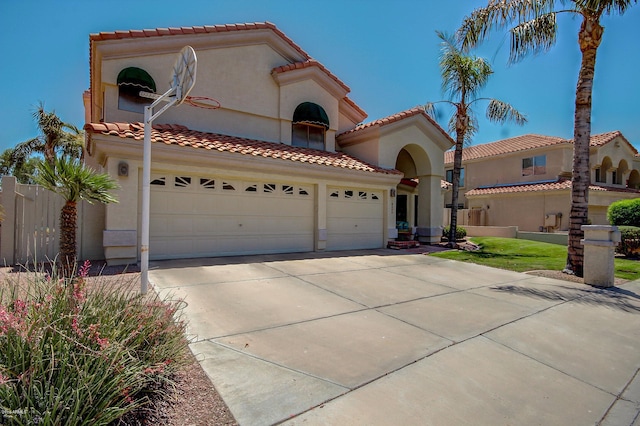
{"left": 326, "top": 187, "right": 384, "bottom": 250}
{"left": 146, "top": 173, "right": 314, "bottom": 259}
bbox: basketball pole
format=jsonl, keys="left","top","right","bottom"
{"left": 138, "top": 45, "right": 196, "bottom": 294}
{"left": 141, "top": 87, "right": 179, "bottom": 294}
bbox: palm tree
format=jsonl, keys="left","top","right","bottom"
{"left": 425, "top": 32, "right": 526, "bottom": 247}
{"left": 34, "top": 157, "right": 119, "bottom": 278}
{"left": 457, "top": 0, "right": 637, "bottom": 276}
{"left": 12, "top": 102, "right": 84, "bottom": 170}
{"left": 0, "top": 148, "right": 38, "bottom": 184}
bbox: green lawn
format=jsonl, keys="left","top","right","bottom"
{"left": 430, "top": 237, "right": 640, "bottom": 281}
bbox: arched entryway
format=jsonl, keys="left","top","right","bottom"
{"left": 393, "top": 144, "right": 441, "bottom": 243}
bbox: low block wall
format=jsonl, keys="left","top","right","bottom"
{"left": 517, "top": 231, "right": 568, "bottom": 246}
{"left": 465, "top": 226, "right": 518, "bottom": 239}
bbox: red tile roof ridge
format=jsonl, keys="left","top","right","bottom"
{"left": 465, "top": 177, "right": 640, "bottom": 196}
{"left": 90, "top": 22, "right": 311, "bottom": 60}
{"left": 272, "top": 60, "right": 350, "bottom": 93}
{"left": 85, "top": 122, "right": 401, "bottom": 176}
{"left": 338, "top": 107, "right": 454, "bottom": 145}
{"left": 445, "top": 134, "right": 567, "bottom": 164}
{"left": 588, "top": 130, "right": 622, "bottom": 146}
{"left": 445, "top": 130, "right": 632, "bottom": 164}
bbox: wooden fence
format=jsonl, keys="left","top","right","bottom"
{"left": 0, "top": 176, "right": 103, "bottom": 266}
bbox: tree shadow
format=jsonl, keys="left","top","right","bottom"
{"left": 490, "top": 284, "right": 640, "bottom": 313}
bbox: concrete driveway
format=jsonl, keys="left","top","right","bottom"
{"left": 149, "top": 249, "right": 640, "bottom": 426}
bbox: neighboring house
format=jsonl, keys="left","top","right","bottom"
{"left": 443, "top": 131, "right": 640, "bottom": 232}
{"left": 83, "top": 22, "right": 453, "bottom": 265}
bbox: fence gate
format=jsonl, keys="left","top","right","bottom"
{"left": 14, "top": 183, "right": 67, "bottom": 265}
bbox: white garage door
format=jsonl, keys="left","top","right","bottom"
{"left": 146, "top": 173, "right": 314, "bottom": 259}
{"left": 327, "top": 187, "right": 384, "bottom": 250}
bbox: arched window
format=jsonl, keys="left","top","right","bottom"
{"left": 117, "top": 67, "right": 156, "bottom": 113}
{"left": 292, "top": 102, "right": 329, "bottom": 150}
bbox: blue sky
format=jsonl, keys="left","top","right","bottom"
{"left": 1, "top": 0, "right": 639, "bottom": 152}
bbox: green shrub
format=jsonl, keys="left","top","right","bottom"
{"left": 443, "top": 225, "right": 467, "bottom": 241}
{"left": 616, "top": 226, "right": 640, "bottom": 257}
{"left": 607, "top": 198, "right": 640, "bottom": 226}
{"left": 0, "top": 261, "right": 187, "bottom": 425}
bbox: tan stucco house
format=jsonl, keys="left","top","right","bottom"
{"left": 443, "top": 131, "right": 640, "bottom": 232}
{"left": 82, "top": 22, "right": 453, "bottom": 265}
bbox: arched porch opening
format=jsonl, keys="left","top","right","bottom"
{"left": 393, "top": 144, "right": 441, "bottom": 243}
{"left": 628, "top": 169, "right": 640, "bottom": 189}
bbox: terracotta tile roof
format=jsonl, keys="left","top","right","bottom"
{"left": 272, "top": 60, "right": 349, "bottom": 93}
{"left": 444, "top": 134, "right": 567, "bottom": 164}
{"left": 85, "top": 122, "right": 402, "bottom": 176}
{"left": 338, "top": 107, "right": 454, "bottom": 144}
{"left": 589, "top": 130, "right": 622, "bottom": 147}
{"left": 90, "top": 22, "right": 311, "bottom": 60}
{"left": 444, "top": 131, "right": 634, "bottom": 164}
{"left": 465, "top": 178, "right": 640, "bottom": 196}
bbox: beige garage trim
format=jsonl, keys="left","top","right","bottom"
{"left": 326, "top": 186, "right": 384, "bottom": 250}
{"left": 145, "top": 173, "right": 314, "bottom": 259}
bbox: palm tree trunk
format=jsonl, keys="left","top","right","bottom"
{"left": 449, "top": 109, "right": 467, "bottom": 247}
{"left": 59, "top": 200, "right": 78, "bottom": 278}
{"left": 566, "top": 16, "right": 603, "bottom": 277}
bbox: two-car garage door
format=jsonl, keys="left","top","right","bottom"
{"left": 147, "top": 173, "right": 314, "bottom": 259}
{"left": 145, "top": 173, "right": 385, "bottom": 260}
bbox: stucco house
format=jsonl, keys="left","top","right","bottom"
{"left": 443, "top": 131, "right": 640, "bottom": 232}
{"left": 82, "top": 22, "right": 453, "bottom": 265}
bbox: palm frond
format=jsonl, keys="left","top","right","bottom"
{"left": 12, "top": 137, "right": 45, "bottom": 162}
{"left": 575, "top": 0, "right": 637, "bottom": 15}
{"left": 423, "top": 102, "right": 438, "bottom": 120}
{"left": 437, "top": 32, "right": 494, "bottom": 102}
{"left": 457, "top": 0, "right": 564, "bottom": 62}
{"left": 486, "top": 99, "right": 528, "bottom": 125}
{"left": 34, "top": 157, "right": 119, "bottom": 204}
{"left": 509, "top": 13, "right": 557, "bottom": 62}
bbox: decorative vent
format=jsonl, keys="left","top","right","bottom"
{"left": 200, "top": 178, "right": 215, "bottom": 189}
{"left": 175, "top": 176, "right": 191, "bottom": 187}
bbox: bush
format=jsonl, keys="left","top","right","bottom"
{"left": 0, "top": 261, "right": 187, "bottom": 425}
{"left": 443, "top": 225, "right": 467, "bottom": 241}
{"left": 607, "top": 198, "right": 640, "bottom": 227}
{"left": 616, "top": 226, "right": 640, "bottom": 257}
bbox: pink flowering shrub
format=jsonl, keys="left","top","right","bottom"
{"left": 0, "top": 262, "right": 187, "bottom": 425}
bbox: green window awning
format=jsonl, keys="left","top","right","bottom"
{"left": 293, "top": 102, "right": 329, "bottom": 129}
{"left": 117, "top": 67, "right": 156, "bottom": 92}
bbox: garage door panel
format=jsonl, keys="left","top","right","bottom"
{"left": 147, "top": 174, "right": 314, "bottom": 259}
{"left": 327, "top": 186, "right": 384, "bottom": 251}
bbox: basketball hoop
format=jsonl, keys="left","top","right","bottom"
{"left": 185, "top": 96, "right": 221, "bottom": 109}
{"left": 138, "top": 93, "right": 221, "bottom": 110}
{"left": 172, "top": 46, "right": 197, "bottom": 105}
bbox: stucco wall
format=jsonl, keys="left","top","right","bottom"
{"left": 446, "top": 145, "right": 570, "bottom": 207}
{"left": 468, "top": 192, "right": 570, "bottom": 232}
{"left": 98, "top": 42, "right": 351, "bottom": 148}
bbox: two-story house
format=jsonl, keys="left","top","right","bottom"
{"left": 443, "top": 131, "right": 640, "bottom": 232}
{"left": 82, "top": 22, "right": 454, "bottom": 265}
